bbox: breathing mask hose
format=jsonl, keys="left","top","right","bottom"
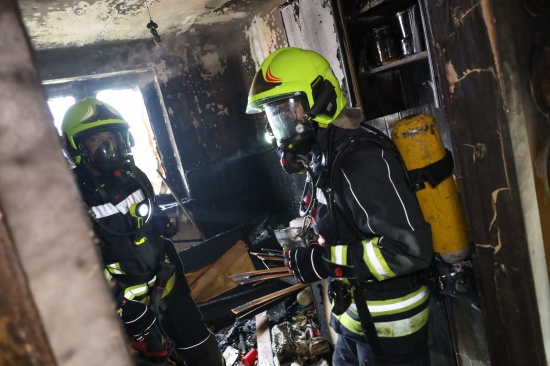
{"left": 298, "top": 159, "right": 317, "bottom": 218}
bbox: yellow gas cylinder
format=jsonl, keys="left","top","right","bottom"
{"left": 391, "top": 113, "right": 469, "bottom": 263}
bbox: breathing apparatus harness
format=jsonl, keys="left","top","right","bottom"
{"left": 85, "top": 159, "right": 155, "bottom": 237}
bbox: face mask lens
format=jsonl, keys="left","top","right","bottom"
{"left": 265, "top": 96, "right": 308, "bottom": 141}
{"left": 80, "top": 129, "right": 126, "bottom": 165}
{"left": 93, "top": 140, "right": 120, "bottom": 162}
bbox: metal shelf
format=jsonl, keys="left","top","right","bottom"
{"left": 360, "top": 51, "right": 428, "bottom": 76}
{"left": 357, "top": 0, "right": 388, "bottom": 16}
{"left": 354, "top": 0, "right": 413, "bottom": 18}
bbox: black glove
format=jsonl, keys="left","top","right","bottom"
{"left": 120, "top": 299, "right": 157, "bottom": 342}
{"left": 284, "top": 244, "right": 357, "bottom": 283}
{"left": 284, "top": 245, "right": 329, "bottom": 283}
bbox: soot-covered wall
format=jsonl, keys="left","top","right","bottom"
{"left": 35, "top": 4, "right": 305, "bottom": 238}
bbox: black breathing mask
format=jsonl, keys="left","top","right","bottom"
{"left": 277, "top": 130, "right": 316, "bottom": 174}
{"left": 90, "top": 140, "right": 129, "bottom": 176}
{"left": 264, "top": 79, "right": 337, "bottom": 174}
{"left": 265, "top": 94, "right": 316, "bottom": 174}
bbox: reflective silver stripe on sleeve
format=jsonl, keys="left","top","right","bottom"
{"left": 363, "top": 238, "right": 395, "bottom": 280}
{"left": 90, "top": 189, "right": 145, "bottom": 218}
{"left": 115, "top": 189, "right": 145, "bottom": 215}
{"left": 106, "top": 262, "right": 125, "bottom": 275}
{"left": 91, "top": 202, "right": 118, "bottom": 219}
{"left": 331, "top": 245, "right": 347, "bottom": 265}
{"left": 124, "top": 284, "right": 149, "bottom": 300}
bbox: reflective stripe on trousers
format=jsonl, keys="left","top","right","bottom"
{"left": 334, "top": 286, "right": 429, "bottom": 337}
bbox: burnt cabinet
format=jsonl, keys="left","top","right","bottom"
{"left": 334, "top": 0, "right": 440, "bottom": 120}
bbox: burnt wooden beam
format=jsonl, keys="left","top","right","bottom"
{"left": 0, "top": 1, "right": 131, "bottom": 364}
{"left": 0, "top": 210, "right": 56, "bottom": 364}
{"left": 425, "top": 0, "right": 546, "bottom": 364}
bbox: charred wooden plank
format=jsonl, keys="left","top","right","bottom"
{"left": 231, "top": 284, "right": 308, "bottom": 316}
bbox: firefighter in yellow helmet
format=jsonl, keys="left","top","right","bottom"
{"left": 247, "top": 47, "right": 434, "bottom": 365}
{"left": 61, "top": 97, "right": 224, "bottom": 366}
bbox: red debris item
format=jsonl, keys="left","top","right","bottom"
{"left": 129, "top": 340, "right": 168, "bottom": 357}
{"left": 241, "top": 348, "right": 258, "bottom": 366}
{"left": 313, "top": 327, "right": 320, "bottom": 337}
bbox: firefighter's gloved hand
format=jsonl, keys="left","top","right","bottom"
{"left": 284, "top": 245, "right": 329, "bottom": 283}
{"left": 284, "top": 245, "right": 357, "bottom": 283}
{"left": 120, "top": 299, "right": 157, "bottom": 342}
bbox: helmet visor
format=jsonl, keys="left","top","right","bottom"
{"left": 264, "top": 94, "right": 310, "bottom": 141}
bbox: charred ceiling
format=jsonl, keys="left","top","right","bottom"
{"left": 18, "top": 0, "right": 264, "bottom": 50}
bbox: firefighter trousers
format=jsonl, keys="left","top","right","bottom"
{"left": 330, "top": 314, "right": 430, "bottom": 366}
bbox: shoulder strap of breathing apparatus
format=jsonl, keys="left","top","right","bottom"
{"left": 323, "top": 121, "right": 454, "bottom": 241}
{"left": 320, "top": 122, "right": 408, "bottom": 243}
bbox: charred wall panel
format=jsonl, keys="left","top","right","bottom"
{"left": 34, "top": 1, "right": 303, "bottom": 238}
{"left": 426, "top": 0, "right": 547, "bottom": 364}
{"left": 185, "top": 150, "right": 304, "bottom": 237}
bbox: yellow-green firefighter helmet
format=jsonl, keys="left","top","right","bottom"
{"left": 245, "top": 47, "right": 347, "bottom": 127}
{"left": 61, "top": 97, "right": 132, "bottom": 165}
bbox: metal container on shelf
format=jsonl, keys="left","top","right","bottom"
{"left": 372, "top": 25, "right": 399, "bottom": 66}
{"left": 359, "top": 33, "right": 378, "bottom": 71}
{"left": 396, "top": 5, "right": 423, "bottom": 57}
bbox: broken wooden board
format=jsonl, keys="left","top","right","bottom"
{"left": 185, "top": 240, "right": 255, "bottom": 303}
{"left": 194, "top": 252, "right": 254, "bottom": 303}
{"left": 231, "top": 283, "right": 308, "bottom": 317}
{"left": 229, "top": 267, "right": 290, "bottom": 284}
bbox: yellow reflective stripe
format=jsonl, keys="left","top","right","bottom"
{"left": 350, "top": 286, "right": 429, "bottom": 316}
{"left": 375, "top": 307, "right": 429, "bottom": 337}
{"left": 124, "top": 284, "right": 149, "bottom": 301}
{"left": 331, "top": 245, "right": 348, "bottom": 265}
{"left": 106, "top": 263, "right": 125, "bottom": 275}
{"left": 104, "top": 269, "right": 113, "bottom": 281}
{"left": 162, "top": 273, "right": 176, "bottom": 298}
{"left": 363, "top": 237, "right": 396, "bottom": 280}
{"left": 335, "top": 306, "right": 429, "bottom": 337}
{"left": 134, "top": 237, "right": 147, "bottom": 245}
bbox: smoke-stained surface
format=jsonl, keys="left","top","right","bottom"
{"left": 36, "top": 3, "right": 284, "bottom": 170}
{"left": 34, "top": 0, "right": 304, "bottom": 237}
{"left": 19, "top": 0, "right": 258, "bottom": 50}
